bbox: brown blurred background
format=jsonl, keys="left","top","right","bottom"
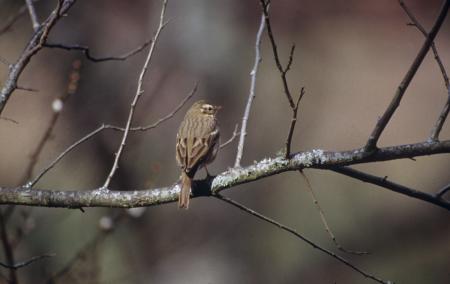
{"left": 0, "top": 0, "right": 449, "bottom": 283}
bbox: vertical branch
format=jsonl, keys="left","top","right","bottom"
{"left": 364, "top": 0, "right": 450, "bottom": 152}
{"left": 102, "top": 0, "right": 169, "bottom": 189}
{"left": 285, "top": 87, "right": 305, "bottom": 158}
{"left": 259, "top": 0, "right": 305, "bottom": 158}
{"left": 234, "top": 13, "right": 266, "bottom": 167}
{"left": 259, "top": 0, "right": 295, "bottom": 108}
{"left": 25, "top": 0, "right": 40, "bottom": 31}
{"left": 429, "top": 87, "right": 450, "bottom": 142}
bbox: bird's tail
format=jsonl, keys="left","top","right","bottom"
{"left": 179, "top": 172, "right": 192, "bottom": 209}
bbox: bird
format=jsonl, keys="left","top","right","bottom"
{"left": 176, "top": 100, "right": 221, "bottom": 209}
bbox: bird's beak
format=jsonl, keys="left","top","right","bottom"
{"left": 215, "top": 105, "right": 222, "bottom": 110}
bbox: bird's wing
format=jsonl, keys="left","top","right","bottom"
{"left": 185, "top": 127, "right": 219, "bottom": 172}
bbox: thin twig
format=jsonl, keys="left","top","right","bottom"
{"left": 285, "top": 87, "right": 305, "bottom": 158}
{"left": 436, "top": 183, "right": 450, "bottom": 199}
{"left": 0, "top": 213, "right": 18, "bottom": 283}
{"left": 399, "top": 0, "right": 450, "bottom": 142}
{"left": 259, "top": 0, "right": 295, "bottom": 108}
{"left": 28, "top": 86, "right": 194, "bottom": 187}
{"left": 259, "top": 0, "right": 305, "bottom": 158}
{"left": 429, "top": 88, "right": 450, "bottom": 142}
{"left": 364, "top": 0, "right": 450, "bottom": 151}
{"left": 234, "top": 13, "right": 265, "bottom": 167}
{"left": 44, "top": 40, "right": 152, "bottom": 62}
{"left": 0, "top": 254, "right": 54, "bottom": 270}
{"left": 102, "top": 0, "right": 169, "bottom": 189}
{"left": 28, "top": 126, "right": 103, "bottom": 188}
{"left": 123, "top": 85, "right": 196, "bottom": 132}
{"left": 298, "top": 170, "right": 369, "bottom": 255}
{"left": 220, "top": 124, "right": 239, "bottom": 149}
{"left": 214, "top": 194, "right": 390, "bottom": 284}
{"left": 25, "top": 0, "right": 40, "bottom": 31}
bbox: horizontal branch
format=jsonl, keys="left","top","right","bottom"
{"left": 0, "top": 140, "right": 449, "bottom": 209}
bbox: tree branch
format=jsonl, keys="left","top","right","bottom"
{"left": 285, "top": 87, "right": 305, "bottom": 157}
{"left": 234, "top": 13, "right": 265, "bottom": 167}
{"left": 259, "top": 0, "right": 295, "bottom": 108}
{"left": 220, "top": 124, "right": 239, "bottom": 149}
{"left": 364, "top": 0, "right": 450, "bottom": 151}
{"left": 259, "top": 0, "right": 305, "bottom": 158}
{"left": 1, "top": 140, "right": 449, "bottom": 210}
{"left": 429, "top": 87, "right": 450, "bottom": 142}
{"left": 102, "top": 0, "right": 169, "bottom": 189}
{"left": 0, "top": 0, "right": 78, "bottom": 115}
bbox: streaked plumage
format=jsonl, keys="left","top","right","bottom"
{"left": 176, "top": 100, "right": 220, "bottom": 209}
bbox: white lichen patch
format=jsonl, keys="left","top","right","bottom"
{"left": 253, "top": 156, "right": 287, "bottom": 172}
{"left": 159, "top": 185, "right": 179, "bottom": 199}
{"left": 93, "top": 187, "right": 110, "bottom": 195}
{"left": 212, "top": 157, "right": 290, "bottom": 190}
{"left": 111, "top": 190, "right": 131, "bottom": 202}
{"left": 212, "top": 167, "right": 241, "bottom": 189}
{"left": 291, "top": 149, "right": 325, "bottom": 167}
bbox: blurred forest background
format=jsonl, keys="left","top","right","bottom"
{"left": 0, "top": 0, "right": 449, "bottom": 283}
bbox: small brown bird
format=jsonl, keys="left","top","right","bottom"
{"left": 176, "top": 100, "right": 221, "bottom": 209}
